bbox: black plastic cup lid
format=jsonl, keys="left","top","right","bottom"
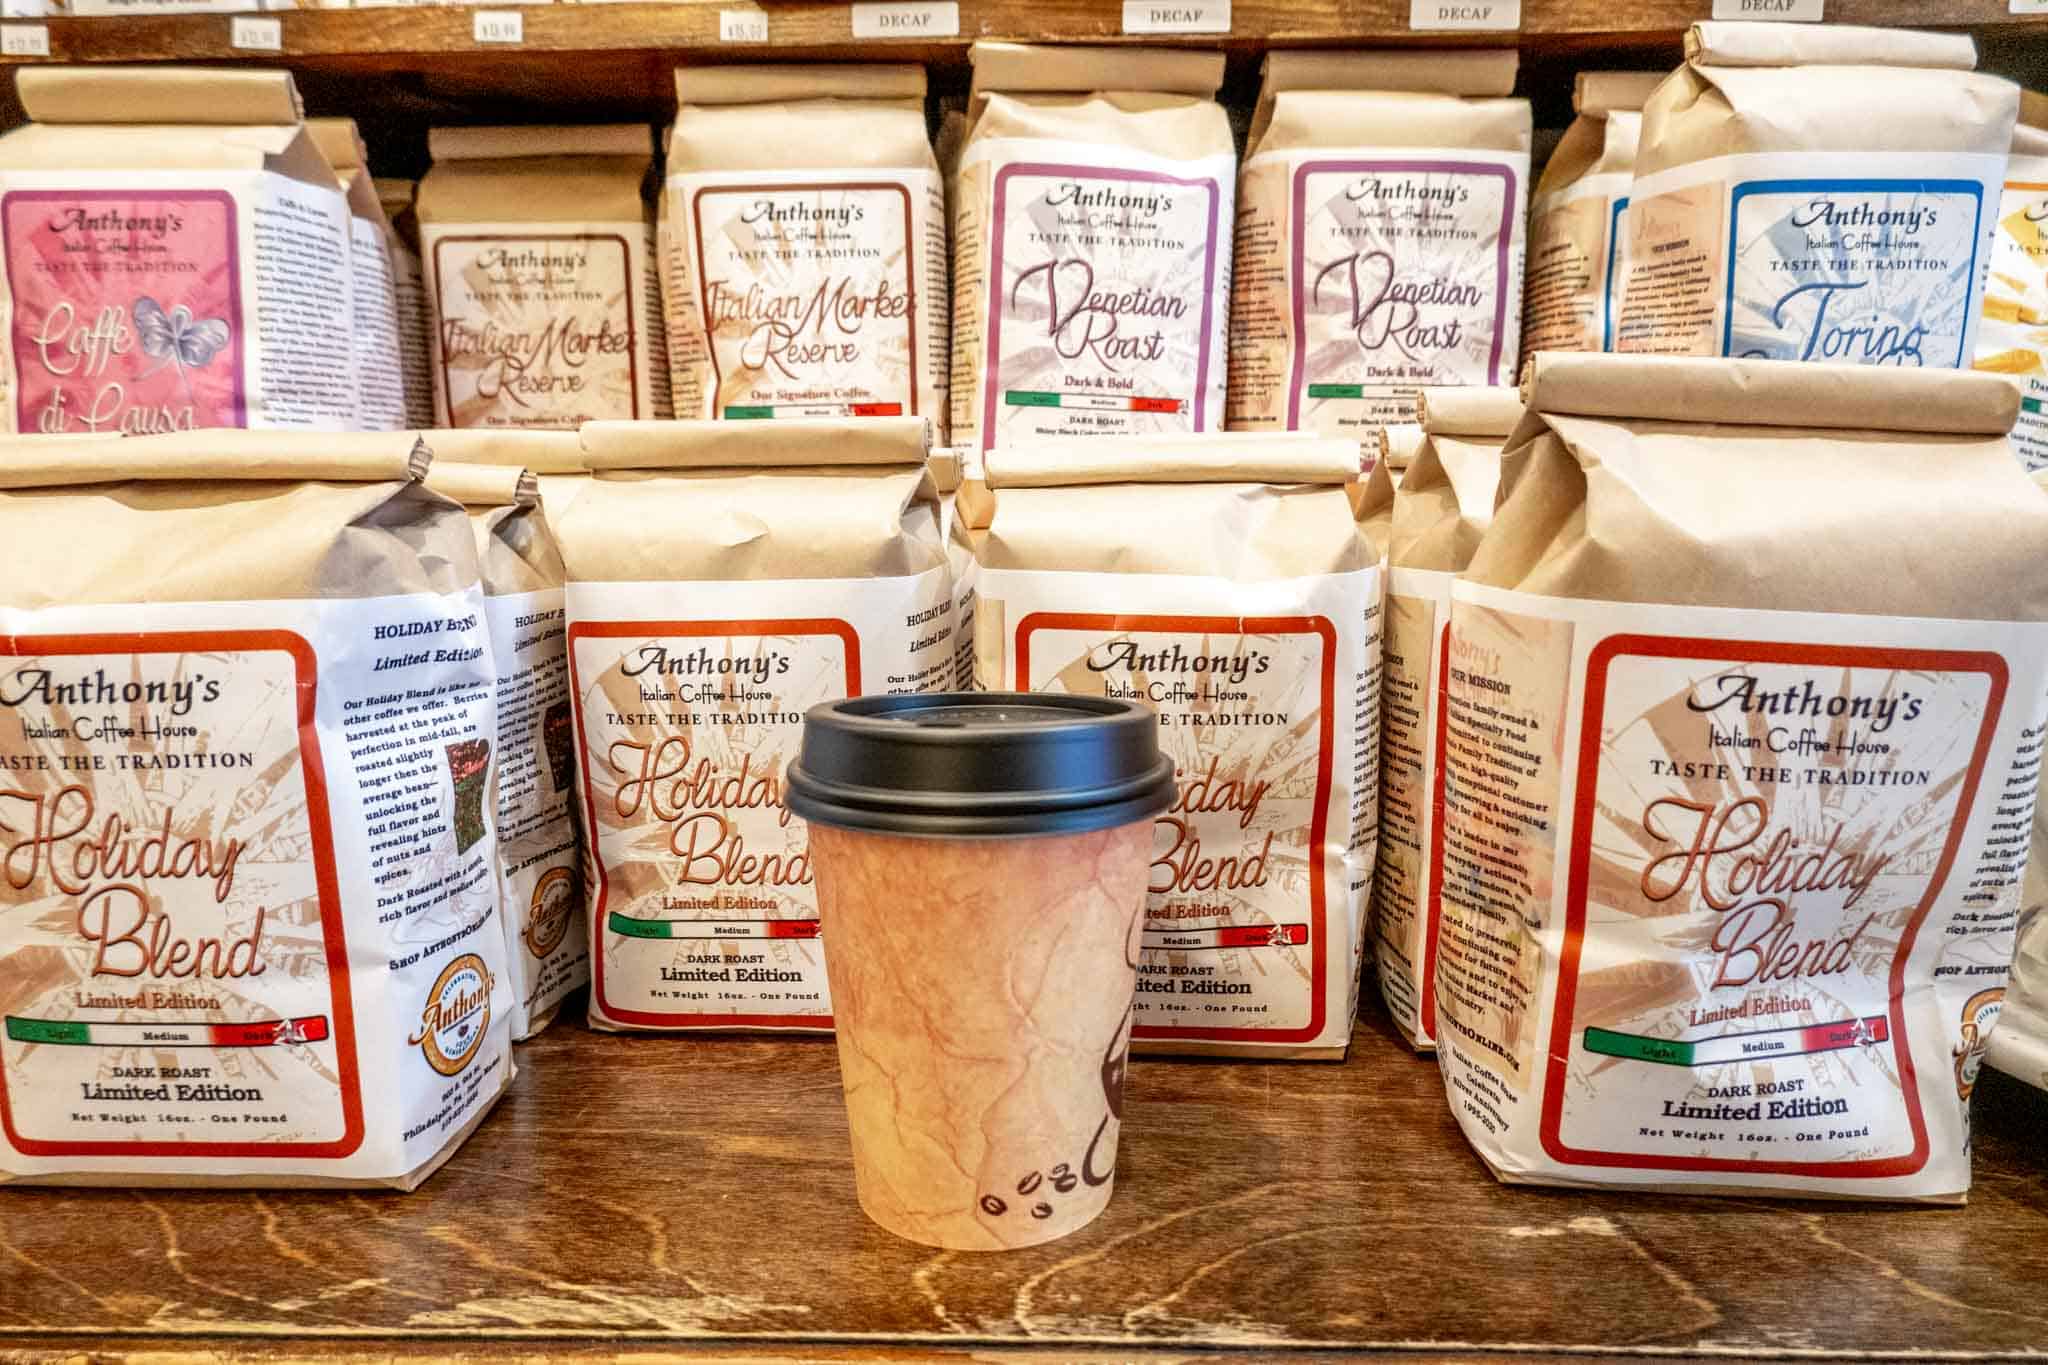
{"left": 785, "top": 692, "right": 1176, "bottom": 838}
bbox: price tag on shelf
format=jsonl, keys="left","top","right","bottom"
{"left": 472, "top": 9, "right": 522, "bottom": 43}
{"left": 850, "top": 1, "right": 958, "bottom": 38}
{"left": 720, "top": 7, "right": 769, "bottom": 41}
{"left": 230, "top": 15, "right": 282, "bottom": 51}
{"left": 2012, "top": 0, "right": 2048, "bottom": 12}
{"left": 0, "top": 22, "right": 48, "bottom": 55}
{"left": 1407, "top": 0, "right": 1518, "bottom": 30}
{"left": 1121, "top": 0, "right": 1229, "bottom": 33}
{"left": 1712, "top": 0, "right": 1821, "bottom": 17}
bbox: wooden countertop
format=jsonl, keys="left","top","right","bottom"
{"left": 3, "top": 1001, "right": 2045, "bottom": 1361}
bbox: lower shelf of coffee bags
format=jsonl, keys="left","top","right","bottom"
{"left": 3, "top": 1002, "right": 2046, "bottom": 1361}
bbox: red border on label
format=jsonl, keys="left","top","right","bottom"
{"left": 568, "top": 619, "right": 857, "bottom": 1030}
{"left": 1014, "top": 612, "right": 1336, "bottom": 1046}
{"left": 0, "top": 630, "right": 364, "bottom": 1160}
{"left": 1539, "top": 634, "right": 2008, "bottom": 1179}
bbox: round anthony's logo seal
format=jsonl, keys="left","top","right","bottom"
{"left": 409, "top": 953, "right": 494, "bottom": 1077}
{"left": 524, "top": 866, "right": 576, "bottom": 960}
{"left": 1954, "top": 988, "right": 2004, "bottom": 1101}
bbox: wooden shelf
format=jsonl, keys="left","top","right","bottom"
{"left": 4, "top": 1002, "right": 2046, "bottom": 1360}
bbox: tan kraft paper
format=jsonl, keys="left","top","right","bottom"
{"left": 425, "top": 426, "right": 589, "bottom": 530}
{"left": 1374, "top": 386, "right": 1521, "bottom": 1052}
{"left": 1437, "top": 353, "right": 2048, "bottom": 1201}
{"left": 664, "top": 66, "right": 950, "bottom": 436}
{"left": 419, "top": 125, "right": 671, "bottom": 429}
{"left": 951, "top": 43, "right": 1233, "bottom": 453}
{"left": 965, "top": 434, "right": 1379, "bottom": 1057}
{"left": 1227, "top": 50, "right": 1531, "bottom": 439}
{"left": 0, "top": 430, "right": 514, "bottom": 1188}
{"left": 1617, "top": 24, "right": 2018, "bottom": 367}
{"left": 1522, "top": 72, "right": 1663, "bottom": 357}
{"left": 555, "top": 418, "right": 952, "bottom": 1033}
{"left": 422, "top": 460, "right": 588, "bottom": 1042}
{"left": 0, "top": 68, "right": 359, "bottom": 435}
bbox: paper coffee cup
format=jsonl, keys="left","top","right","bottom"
{"left": 787, "top": 693, "right": 1175, "bottom": 1251}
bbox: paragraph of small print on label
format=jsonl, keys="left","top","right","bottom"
{"left": 851, "top": 1, "right": 957, "bottom": 37}
{"left": 1122, "top": 0, "right": 1229, "bottom": 33}
{"left": 1713, "top": 0, "right": 1821, "bottom": 17}
{"left": 0, "top": 22, "right": 48, "bottom": 55}
{"left": 1408, "top": 0, "right": 1518, "bottom": 29}
{"left": 472, "top": 9, "right": 522, "bottom": 42}
{"left": 230, "top": 15, "right": 282, "bottom": 50}
{"left": 720, "top": 7, "right": 769, "bottom": 40}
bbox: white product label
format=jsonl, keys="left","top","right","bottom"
{"left": 348, "top": 216, "right": 408, "bottom": 431}
{"left": 961, "top": 141, "right": 1235, "bottom": 452}
{"left": 1972, "top": 163, "right": 2048, "bottom": 472}
{"left": 1713, "top": 0, "right": 1821, "bottom": 15}
{"left": 719, "top": 7, "right": 768, "bottom": 41}
{"left": 1122, "top": 0, "right": 1229, "bottom": 33}
{"left": 1618, "top": 151, "right": 2003, "bottom": 367}
{"left": 0, "top": 592, "right": 512, "bottom": 1182}
{"left": 664, "top": 167, "right": 947, "bottom": 423}
{"left": 471, "top": 9, "right": 521, "bottom": 42}
{"left": 1408, "top": 0, "right": 1518, "bottom": 30}
{"left": 1436, "top": 583, "right": 2048, "bottom": 1198}
{"left": 568, "top": 571, "right": 954, "bottom": 1030}
{"left": 230, "top": 15, "right": 281, "bottom": 50}
{"left": 850, "top": 1, "right": 957, "bottom": 37}
{"left": 978, "top": 566, "right": 1380, "bottom": 1055}
{"left": 0, "top": 21, "right": 48, "bottom": 53}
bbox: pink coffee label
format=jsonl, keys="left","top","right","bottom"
{"left": 2, "top": 190, "right": 246, "bottom": 433}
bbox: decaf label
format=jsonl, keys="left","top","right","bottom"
{"left": 432, "top": 231, "right": 643, "bottom": 427}
{"left": 0, "top": 633, "right": 363, "bottom": 1158}
{"left": 2, "top": 190, "right": 246, "bottom": 434}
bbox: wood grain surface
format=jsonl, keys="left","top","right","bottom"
{"left": 2, "top": 1002, "right": 2044, "bottom": 1360}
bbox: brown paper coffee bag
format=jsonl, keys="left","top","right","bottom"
{"left": 664, "top": 66, "right": 949, "bottom": 436}
{"left": 306, "top": 118, "right": 411, "bottom": 432}
{"left": 1438, "top": 353, "right": 2048, "bottom": 1201}
{"left": 1523, "top": 72, "right": 1664, "bottom": 356}
{"left": 556, "top": 418, "right": 952, "bottom": 1032}
{"left": 427, "top": 427, "right": 589, "bottom": 529}
{"left": 419, "top": 125, "right": 670, "bottom": 428}
{"left": 951, "top": 43, "right": 1233, "bottom": 453}
{"left": 374, "top": 177, "right": 436, "bottom": 429}
{"left": 1617, "top": 23, "right": 2019, "bottom": 367}
{"left": 1228, "top": 51, "right": 1530, "bottom": 439}
{"left": 0, "top": 430, "right": 513, "bottom": 1188}
{"left": 967, "top": 434, "right": 1379, "bottom": 1057}
{"left": 0, "top": 68, "right": 359, "bottom": 434}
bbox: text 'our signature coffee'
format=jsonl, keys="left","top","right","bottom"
{"left": 964, "top": 434, "right": 1380, "bottom": 1057}
{"left": 1436, "top": 354, "right": 2048, "bottom": 1201}
{"left": 950, "top": 43, "right": 1235, "bottom": 453}
{"left": 1227, "top": 50, "right": 1531, "bottom": 438}
{"left": 0, "top": 430, "right": 513, "bottom": 1187}
{"left": 556, "top": 418, "right": 953, "bottom": 1032}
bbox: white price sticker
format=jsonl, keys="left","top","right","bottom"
{"left": 1121, "top": 0, "right": 1228, "bottom": 33}
{"left": 719, "top": 7, "right": 768, "bottom": 41}
{"left": 850, "top": 1, "right": 958, "bottom": 38}
{"left": 472, "top": 9, "right": 522, "bottom": 43}
{"left": 230, "top": 15, "right": 282, "bottom": 50}
{"left": 0, "top": 22, "right": 48, "bottom": 55}
{"left": 1713, "top": 0, "right": 1821, "bottom": 17}
{"left": 1407, "top": 0, "right": 1519, "bottom": 30}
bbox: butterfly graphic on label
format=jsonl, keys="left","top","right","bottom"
{"left": 133, "top": 296, "right": 231, "bottom": 399}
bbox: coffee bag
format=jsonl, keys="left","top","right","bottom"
{"left": 1973, "top": 94, "right": 2048, "bottom": 473}
{"left": 951, "top": 43, "right": 1233, "bottom": 452}
{"left": 1227, "top": 51, "right": 1531, "bottom": 438}
{"left": 1438, "top": 354, "right": 2048, "bottom": 1200}
{"left": 306, "top": 118, "right": 409, "bottom": 431}
{"left": 419, "top": 125, "right": 669, "bottom": 428}
{"left": 375, "top": 177, "right": 436, "bottom": 429}
{"left": 424, "top": 460, "right": 586, "bottom": 1041}
{"left": 428, "top": 427, "right": 589, "bottom": 529}
{"left": 665, "top": 66, "right": 949, "bottom": 434}
{"left": 1522, "top": 72, "right": 1663, "bottom": 356}
{"left": 556, "top": 418, "right": 952, "bottom": 1032}
{"left": 0, "top": 68, "right": 358, "bottom": 434}
{"left": 1374, "top": 386, "right": 1521, "bottom": 1051}
{"left": 1618, "top": 23, "right": 2019, "bottom": 367}
{"left": 967, "top": 435, "right": 1379, "bottom": 1057}
{"left": 0, "top": 430, "right": 512, "bottom": 1188}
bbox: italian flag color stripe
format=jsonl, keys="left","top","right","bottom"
{"left": 1142, "top": 923, "right": 1309, "bottom": 952}
{"left": 6, "top": 1015, "right": 331, "bottom": 1047}
{"left": 608, "top": 912, "right": 819, "bottom": 941}
{"left": 1583, "top": 1015, "right": 1890, "bottom": 1068}
{"left": 724, "top": 402, "right": 903, "bottom": 419}
{"left": 1004, "top": 390, "right": 1181, "bottom": 413}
